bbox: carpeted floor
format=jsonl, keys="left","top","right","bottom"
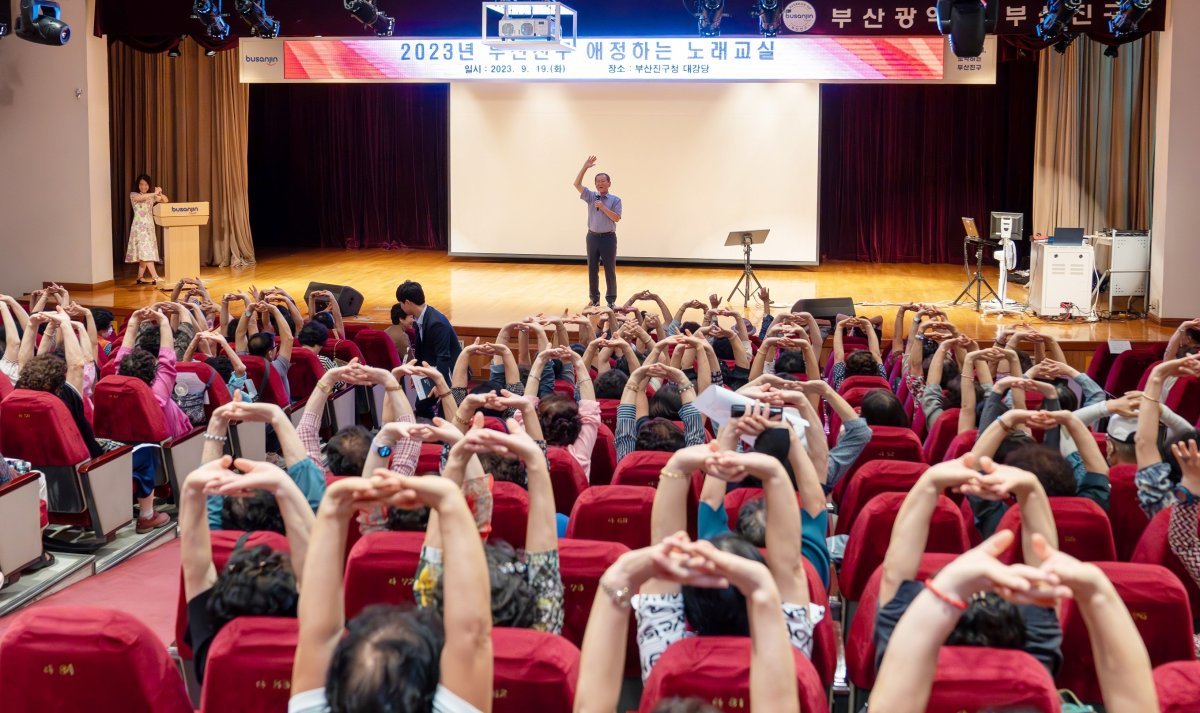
{"left": 0, "top": 540, "right": 181, "bottom": 646}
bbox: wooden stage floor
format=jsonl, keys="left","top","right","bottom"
{"left": 88, "top": 247, "right": 1169, "bottom": 348}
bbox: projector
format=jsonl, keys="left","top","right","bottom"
{"left": 498, "top": 16, "right": 556, "bottom": 39}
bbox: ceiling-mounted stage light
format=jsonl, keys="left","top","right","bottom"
{"left": 1109, "top": 0, "right": 1152, "bottom": 39}
{"left": 695, "top": 0, "right": 724, "bottom": 37}
{"left": 935, "top": 1, "right": 999, "bottom": 59}
{"left": 345, "top": 0, "right": 395, "bottom": 37}
{"left": 192, "top": 0, "right": 230, "bottom": 41}
{"left": 1036, "top": 0, "right": 1082, "bottom": 43}
{"left": 1052, "top": 34, "right": 1076, "bottom": 53}
{"left": 167, "top": 45, "right": 181, "bottom": 58}
{"left": 751, "top": 0, "right": 781, "bottom": 37}
{"left": 205, "top": 47, "right": 217, "bottom": 56}
{"left": 1104, "top": 45, "right": 1119, "bottom": 58}
{"left": 15, "top": 0, "right": 70, "bottom": 45}
{"left": 235, "top": 0, "right": 280, "bottom": 39}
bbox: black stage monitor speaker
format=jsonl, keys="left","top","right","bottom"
{"left": 789, "top": 297, "right": 855, "bottom": 323}
{"left": 304, "top": 281, "right": 364, "bottom": 318}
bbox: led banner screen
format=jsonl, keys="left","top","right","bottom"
{"left": 239, "top": 36, "right": 996, "bottom": 84}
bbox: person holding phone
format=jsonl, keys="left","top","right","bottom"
{"left": 573, "top": 155, "right": 623, "bottom": 308}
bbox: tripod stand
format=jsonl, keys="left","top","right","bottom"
{"left": 725, "top": 229, "right": 770, "bottom": 307}
{"left": 953, "top": 236, "right": 1000, "bottom": 312}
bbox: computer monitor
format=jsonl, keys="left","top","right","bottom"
{"left": 1053, "top": 227, "right": 1086, "bottom": 245}
{"left": 990, "top": 212, "right": 1024, "bottom": 241}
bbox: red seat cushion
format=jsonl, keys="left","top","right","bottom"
{"left": 840, "top": 492, "right": 968, "bottom": 601}
{"left": 995, "top": 496, "right": 1117, "bottom": 564}
{"left": 566, "top": 485, "right": 655, "bottom": 551}
{"left": 200, "top": 616, "right": 298, "bottom": 713}
{"left": 343, "top": 530, "right": 426, "bottom": 621}
{"left": 415, "top": 442, "right": 443, "bottom": 474}
{"left": 611, "top": 450, "right": 674, "bottom": 488}
{"left": 353, "top": 329, "right": 403, "bottom": 370}
{"left": 546, "top": 446, "right": 588, "bottom": 515}
{"left": 942, "top": 428, "right": 978, "bottom": 462}
{"left": 1132, "top": 505, "right": 1200, "bottom": 623}
{"left": 589, "top": 422, "right": 618, "bottom": 487}
{"left": 558, "top": 539, "right": 630, "bottom": 647}
{"left": 926, "top": 647, "right": 1060, "bottom": 713}
{"left": 638, "top": 637, "right": 827, "bottom": 713}
{"left": 1108, "top": 464, "right": 1150, "bottom": 561}
{"left": 832, "top": 426, "right": 925, "bottom": 503}
{"left": 492, "top": 628, "right": 579, "bottom": 713}
{"left": 92, "top": 375, "right": 171, "bottom": 442}
{"left": 490, "top": 480, "right": 529, "bottom": 550}
{"left": 0, "top": 606, "right": 193, "bottom": 713}
{"left": 0, "top": 389, "right": 92, "bottom": 465}
{"left": 835, "top": 460, "right": 928, "bottom": 535}
{"left": 286, "top": 347, "right": 326, "bottom": 403}
{"left": 242, "top": 355, "right": 291, "bottom": 408}
{"left": 1056, "top": 562, "right": 1195, "bottom": 702}
{"left": 838, "top": 375, "right": 891, "bottom": 394}
{"left": 922, "top": 408, "right": 962, "bottom": 464}
{"left": 1154, "top": 661, "right": 1200, "bottom": 713}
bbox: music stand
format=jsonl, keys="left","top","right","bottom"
{"left": 953, "top": 217, "right": 1000, "bottom": 312}
{"left": 725, "top": 229, "right": 770, "bottom": 307}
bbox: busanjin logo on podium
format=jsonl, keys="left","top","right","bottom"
{"left": 171, "top": 206, "right": 200, "bottom": 214}
{"left": 245, "top": 55, "right": 279, "bottom": 65}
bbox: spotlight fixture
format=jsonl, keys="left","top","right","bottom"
{"left": 235, "top": 0, "right": 280, "bottom": 39}
{"left": 0, "top": 21, "right": 8, "bottom": 39}
{"left": 192, "top": 0, "right": 230, "bottom": 41}
{"left": 345, "top": 0, "right": 394, "bottom": 37}
{"left": 1103, "top": 45, "right": 1119, "bottom": 58}
{"left": 935, "top": 1, "right": 998, "bottom": 59}
{"left": 168, "top": 36, "right": 184, "bottom": 58}
{"left": 205, "top": 48, "right": 217, "bottom": 56}
{"left": 1052, "top": 33, "right": 1077, "bottom": 53}
{"left": 751, "top": 0, "right": 780, "bottom": 37}
{"left": 1109, "top": 0, "right": 1152, "bottom": 39}
{"left": 15, "top": 0, "right": 70, "bottom": 45}
{"left": 1036, "top": 0, "right": 1083, "bottom": 43}
{"left": 695, "top": 0, "right": 724, "bottom": 37}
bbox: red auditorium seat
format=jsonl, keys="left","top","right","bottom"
{"left": 598, "top": 398, "right": 620, "bottom": 433}
{"left": 0, "top": 607, "right": 193, "bottom": 713}
{"left": 942, "top": 428, "right": 978, "bottom": 462}
{"left": 553, "top": 379, "right": 577, "bottom": 398}
{"left": 175, "top": 530, "right": 290, "bottom": 660}
{"left": 840, "top": 492, "right": 969, "bottom": 602}
{"left": 491, "top": 480, "right": 529, "bottom": 550}
{"left": 638, "top": 637, "right": 827, "bottom": 713}
{"left": 845, "top": 553, "right": 955, "bottom": 691}
{"left": 910, "top": 398, "right": 928, "bottom": 443}
{"left": 492, "top": 628, "right": 579, "bottom": 713}
{"left": 0, "top": 389, "right": 133, "bottom": 548}
{"left": 823, "top": 338, "right": 867, "bottom": 380}
{"left": 1085, "top": 341, "right": 1119, "bottom": 387}
{"left": 341, "top": 322, "right": 370, "bottom": 340}
{"left": 416, "top": 442, "right": 442, "bottom": 474}
{"left": 0, "top": 370, "right": 12, "bottom": 401}
{"left": 242, "top": 355, "right": 292, "bottom": 408}
{"left": 838, "top": 375, "right": 891, "bottom": 394}
{"left": 0, "top": 470, "right": 45, "bottom": 580}
{"left": 1132, "top": 508, "right": 1200, "bottom": 627}
{"left": 566, "top": 485, "right": 655, "bottom": 550}
{"left": 1105, "top": 347, "right": 1165, "bottom": 398}
{"left": 590, "top": 422, "right": 618, "bottom": 486}
{"left": 612, "top": 450, "right": 676, "bottom": 489}
{"left": 93, "top": 375, "right": 206, "bottom": 502}
{"left": 200, "top": 617, "right": 298, "bottom": 713}
{"left": 286, "top": 347, "right": 326, "bottom": 402}
{"left": 547, "top": 446, "right": 589, "bottom": 515}
{"left": 721, "top": 487, "right": 806, "bottom": 532}
{"left": 1056, "top": 562, "right": 1195, "bottom": 703}
{"left": 557, "top": 538, "right": 630, "bottom": 646}
{"left": 353, "top": 328, "right": 403, "bottom": 370}
{"left": 922, "top": 408, "right": 962, "bottom": 465}
{"left": 926, "top": 647, "right": 1060, "bottom": 713}
{"left": 1165, "top": 375, "right": 1200, "bottom": 426}
{"left": 343, "top": 530, "right": 426, "bottom": 621}
{"left": 834, "top": 460, "right": 928, "bottom": 535}
{"left": 322, "top": 337, "right": 364, "bottom": 365}
{"left": 483, "top": 415, "right": 508, "bottom": 432}
{"left": 832, "top": 426, "right": 925, "bottom": 503}
{"left": 1107, "top": 464, "right": 1148, "bottom": 561}
{"left": 1154, "top": 661, "right": 1200, "bottom": 713}
{"left": 994, "top": 497, "right": 1117, "bottom": 564}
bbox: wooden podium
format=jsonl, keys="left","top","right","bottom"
{"left": 152, "top": 202, "right": 210, "bottom": 284}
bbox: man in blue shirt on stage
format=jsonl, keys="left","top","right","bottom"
{"left": 573, "top": 155, "right": 623, "bottom": 308}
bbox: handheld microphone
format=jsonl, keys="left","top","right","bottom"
{"left": 595, "top": 193, "right": 603, "bottom": 211}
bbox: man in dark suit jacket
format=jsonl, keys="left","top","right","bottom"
{"left": 395, "top": 280, "right": 462, "bottom": 385}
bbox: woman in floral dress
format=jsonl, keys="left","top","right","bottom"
{"left": 126, "top": 174, "right": 168, "bottom": 285}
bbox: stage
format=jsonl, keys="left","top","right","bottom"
{"left": 83, "top": 248, "right": 1170, "bottom": 361}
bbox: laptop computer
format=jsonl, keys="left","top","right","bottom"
{"left": 1053, "top": 227, "right": 1086, "bottom": 245}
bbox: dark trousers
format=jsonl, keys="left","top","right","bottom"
{"left": 586, "top": 230, "right": 618, "bottom": 303}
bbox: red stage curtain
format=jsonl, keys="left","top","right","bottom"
{"left": 818, "top": 54, "right": 1039, "bottom": 264}
{"left": 247, "top": 83, "right": 447, "bottom": 251}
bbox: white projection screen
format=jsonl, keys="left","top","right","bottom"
{"left": 448, "top": 82, "right": 820, "bottom": 265}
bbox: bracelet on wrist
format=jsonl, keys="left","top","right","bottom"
{"left": 316, "top": 381, "right": 333, "bottom": 394}
{"left": 203, "top": 432, "right": 228, "bottom": 443}
{"left": 659, "top": 468, "right": 689, "bottom": 481}
{"left": 599, "top": 579, "right": 633, "bottom": 609}
{"left": 924, "top": 578, "right": 969, "bottom": 611}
